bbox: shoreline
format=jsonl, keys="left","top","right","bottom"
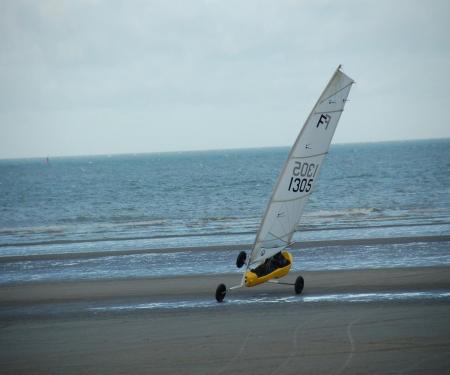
{"left": 1, "top": 233, "right": 449, "bottom": 263}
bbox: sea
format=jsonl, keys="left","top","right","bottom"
{"left": 1, "top": 139, "right": 449, "bottom": 285}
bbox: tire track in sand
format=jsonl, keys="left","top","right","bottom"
{"left": 334, "top": 318, "right": 360, "bottom": 375}
{"left": 215, "top": 332, "right": 251, "bottom": 375}
{"left": 269, "top": 315, "right": 319, "bottom": 375}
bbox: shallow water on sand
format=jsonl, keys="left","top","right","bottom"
{"left": 88, "top": 291, "right": 450, "bottom": 312}
{"left": 1, "top": 290, "right": 449, "bottom": 319}
{"left": 1, "top": 241, "right": 449, "bottom": 284}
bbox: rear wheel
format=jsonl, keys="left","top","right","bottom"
{"left": 215, "top": 283, "right": 227, "bottom": 302}
{"left": 295, "top": 276, "right": 304, "bottom": 295}
{"left": 236, "top": 251, "right": 247, "bottom": 268}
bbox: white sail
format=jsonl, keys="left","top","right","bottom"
{"left": 248, "top": 65, "right": 354, "bottom": 266}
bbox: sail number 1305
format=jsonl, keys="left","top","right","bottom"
{"left": 288, "top": 161, "right": 319, "bottom": 193}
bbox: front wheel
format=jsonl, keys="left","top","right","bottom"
{"left": 215, "top": 283, "right": 227, "bottom": 302}
{"left": 236, "top": 251, "right": 247, "bottom": 268}
{"left": 295, "top": 276, "right": 304, "bottom": 295}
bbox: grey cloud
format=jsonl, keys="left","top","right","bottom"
{"left": 1, "top": 0, "right": 449, "bottom": 158}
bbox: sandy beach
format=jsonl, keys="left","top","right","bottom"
{"left": 1, "top": 266, "right": 449, "bottom": 374}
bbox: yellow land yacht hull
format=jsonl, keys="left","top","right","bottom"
{"left": 244, "top": 251, "right": 293, "bottom": 287}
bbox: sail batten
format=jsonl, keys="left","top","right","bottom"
{"left": 314, "top": 109, "right": 344, "bottom": 115}
{"left": 248, "top": 66, "right": 354, "bottom": 266}
{"left": 319, "top": 82, "right": 354, "bottom": 104}
{"left": 291, "top": 152, "right": 328, "bottom": 160}
{"left": 272, "top": 193, "right": 312, "bottom": 203}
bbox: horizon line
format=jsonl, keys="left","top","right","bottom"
{"left": 0, "top": 136, "right": 448, "bottom": 161}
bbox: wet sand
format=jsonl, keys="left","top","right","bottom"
{"left": 1, "top": 266, "right": 450, "bottom": 304}
{"left": 1, "top": 266, "right": 450, "bottom": 374}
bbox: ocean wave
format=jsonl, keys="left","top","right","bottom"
{"left": 0, "top": 229, "right": 256, "bottom": 248}
{"left": 0, "top": 225, "right": 66, "bottom": 235}
{"left": 2, "top": 222, "right": 449, "bottom": 251}
{"left": 343, "top": 173, "right": 375, "bottom": 179}
{"left": 200, "top": 216, "right": 242, "bottom": 222}
{"left": 121, "top": 220, "right": 167, "bottom": 227}
{"left": 305, "top": 207, "right": 381, "bottom": 219}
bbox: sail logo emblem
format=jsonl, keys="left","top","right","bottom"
{"left": 316, "top": 114, "right": 331, "bottom": 130}
{"left": 260, "top": 249, "right": 265, "bottom": 256}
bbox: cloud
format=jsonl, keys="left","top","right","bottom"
{"left": 1, "top": 0, "right": 450, "bottom": 157}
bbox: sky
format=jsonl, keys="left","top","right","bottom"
{"left": 1, "top": 0, "right": 449, "bottom": 159}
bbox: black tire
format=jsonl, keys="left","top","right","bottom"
{"left": 295, "top": 276, "right": 304, "bottom": 295}
{"left": 236, "top": 251, "right": 247, "bottom": 268}
{"left": 215, "top": 283, "right": 227, "bottom": 302}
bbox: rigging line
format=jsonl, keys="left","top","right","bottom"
{"left": 319, "top": 82, "right": 353, "bottom": 105}
{"left": 256, "top": 230, "right": 292, "bottom": 245}
{"left": 291, "top": 152, "right": 328, "bottom": 159}
{"left": 255, "top": 239, "right": 286, "bottom": 249}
